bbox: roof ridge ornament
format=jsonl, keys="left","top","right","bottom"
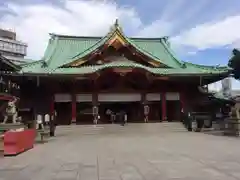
{"left": 106, "top": 18, "right": 124, "bottom": 40}
{"left": 114, "top": 19, "right": 119, "bottom": 28}
{"left": 181, "top": 62, "right": 187, "bottom": 68}
{"left": 109, "top": 18, "right": 123, "bottom": 34}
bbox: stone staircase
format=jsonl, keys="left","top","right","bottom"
{"left": 56, "top": 122, "right": 187, "bottom": 136}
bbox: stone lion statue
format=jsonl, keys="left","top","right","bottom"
{"left": 230, "top": 102, "right": 240, "bottom": 119}
{"left": 2, "top": 98, "right": 19, "bottom": 124}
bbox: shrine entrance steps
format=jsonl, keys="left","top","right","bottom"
{"left": 56, "top": 122, "right": 187, "bottom": 137}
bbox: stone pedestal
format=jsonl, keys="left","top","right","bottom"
{"left": 224, "top": 118, "right": 240, "bottom": 137}
{"left": 0, "top": 123, "right": 25, "bottom": 134}
{"left": 4, "top": 129, "right": 35, "bottom": 156}
{"left": 0, "top": 134, "right": 3, "bottom": 156}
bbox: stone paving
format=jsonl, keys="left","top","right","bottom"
{"left": 1, "top": 123, "right": 240, "bottom": 180}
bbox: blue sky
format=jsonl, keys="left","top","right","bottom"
{"left": 0, "top": 0, "right": 240, "bottom": 89}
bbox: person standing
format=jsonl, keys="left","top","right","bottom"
{"left": 120, "top": 111, "right": 126, "bottom": 126}
{"left": 50, "top": 110, "right": 57, "bottom": 137}
{"left": 124, "top": 112, "right": 127, "bottom": 124}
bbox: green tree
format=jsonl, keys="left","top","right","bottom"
{"left": 228, "top": 49, "right": 240, "bottom": 79}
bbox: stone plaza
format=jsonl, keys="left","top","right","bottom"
{"left": 1, "top": 123, "right": 240, "bottom": 180}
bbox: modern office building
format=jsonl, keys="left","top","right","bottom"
{"left": 0, "top": 29, "right": 28, "bottom": 65}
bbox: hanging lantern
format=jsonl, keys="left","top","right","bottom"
{"left": 0, "top": 76, "right": 5, "bottom": 84}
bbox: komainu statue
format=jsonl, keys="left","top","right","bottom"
{"left": 230, "top": 102, "right": 240, "bottom": 119}
{"left": 224, "top": 100, "right": 240, "bottom": 137}
{"left": 2, "top": 98, "right": 19, "bottom": 124}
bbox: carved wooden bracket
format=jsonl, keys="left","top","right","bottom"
{"left": 155, "top": 76, "right": 169, "bottom": 80}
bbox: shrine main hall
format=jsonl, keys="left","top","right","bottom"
{"left": 3, "top": 21, "right": 231, "bottom": 125}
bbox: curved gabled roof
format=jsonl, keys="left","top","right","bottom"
{"left": 41, "top": 20, "right": 185, "bottom": 69}
{"left": 19, "top": 20, "right": 231, "bottom": 80}
{"left": 0, "top": 54, "right": 21, "bottom": 71}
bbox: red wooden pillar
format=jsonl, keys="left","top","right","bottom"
{"left": 71, "top": 94, "right": 76, "bottom": 124}
{"left": 161, "top": 92, "right": 167, "bottom": 121}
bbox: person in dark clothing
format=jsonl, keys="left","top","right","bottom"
{"left": 49, "top": 111, "right": 57, "bottom": 137}
{"left": 49, "top": 119, "right": 55, "bottom": 136}
{"left": 120, "top": 111, "right": 126, "bottom": 126}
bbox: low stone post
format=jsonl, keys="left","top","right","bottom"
{"left": 224, "top": 104, "right": 240, "bottom": 137}
{"left": 224, "top": 118, "right": 240, "bottom": 136}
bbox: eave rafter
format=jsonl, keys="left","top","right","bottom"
{"left": 0, "top": 54, "right": 21, "bottom": 71}
{"left": 90, "top": 72, "right": 100, "bottom": 81}
{"left": 69, "top": 59, "right": 88, "bottom": 67}
{"left": 136, "top": 51, "right": 162, "bottom": 67}
{"left": 145, "top": 71, "right": 153, "bottom": 82}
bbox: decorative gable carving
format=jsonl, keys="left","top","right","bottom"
{"left": 104, "top": 55, "right": 131, "bottom": 63}
{"left": 106, "top": 32, "right": 127, "bottom": 49}
{"left": 64, "top": 19, "right": 165, "bottom": 68}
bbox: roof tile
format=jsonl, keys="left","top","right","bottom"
{"left": 20, "top": 22, "right": 230, "bottom": 77}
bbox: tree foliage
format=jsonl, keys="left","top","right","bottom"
{"left": 228, "top": 49, "right": 240, "bottom": 79}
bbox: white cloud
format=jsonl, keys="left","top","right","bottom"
{"left": 231, "top": 40, "right": 240, "bottom": 49}
{"left": 172, "top": 15, "right": 240, "bottom": 50}
{"left": 0, "top": 0, "right": 141, "bottom": 60}
{"left": 1, "top": 0, "right": 240, "bottom": 62}
{"left": 137, "top": 20, "right": 174, "bottom": 37}
{"left": 160, "top": 0, "right": 187, "bottom": 21}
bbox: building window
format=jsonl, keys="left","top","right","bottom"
{"left": 0, "top": 42, "right": 3, "bottom": 49}
{"left": 9, "top": 42, "right": 13, "bottom": 50}
{"left": 20, "top": 46, "right": 24, "bottom": 54}
{"left": 12, "top": 44, "right": 16, "bottom": 52}
{"left": 16, "top": 45, "right": 20, "bottom": 52}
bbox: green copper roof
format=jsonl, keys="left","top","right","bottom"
{"left": 0, "top": 54, "right": 21, "bottom": 71}
{"left": 42, "top": 35, "right": 183, "bottom": 69}
{"left": 19, "top": 20, "right": 231, "bottom": 78}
